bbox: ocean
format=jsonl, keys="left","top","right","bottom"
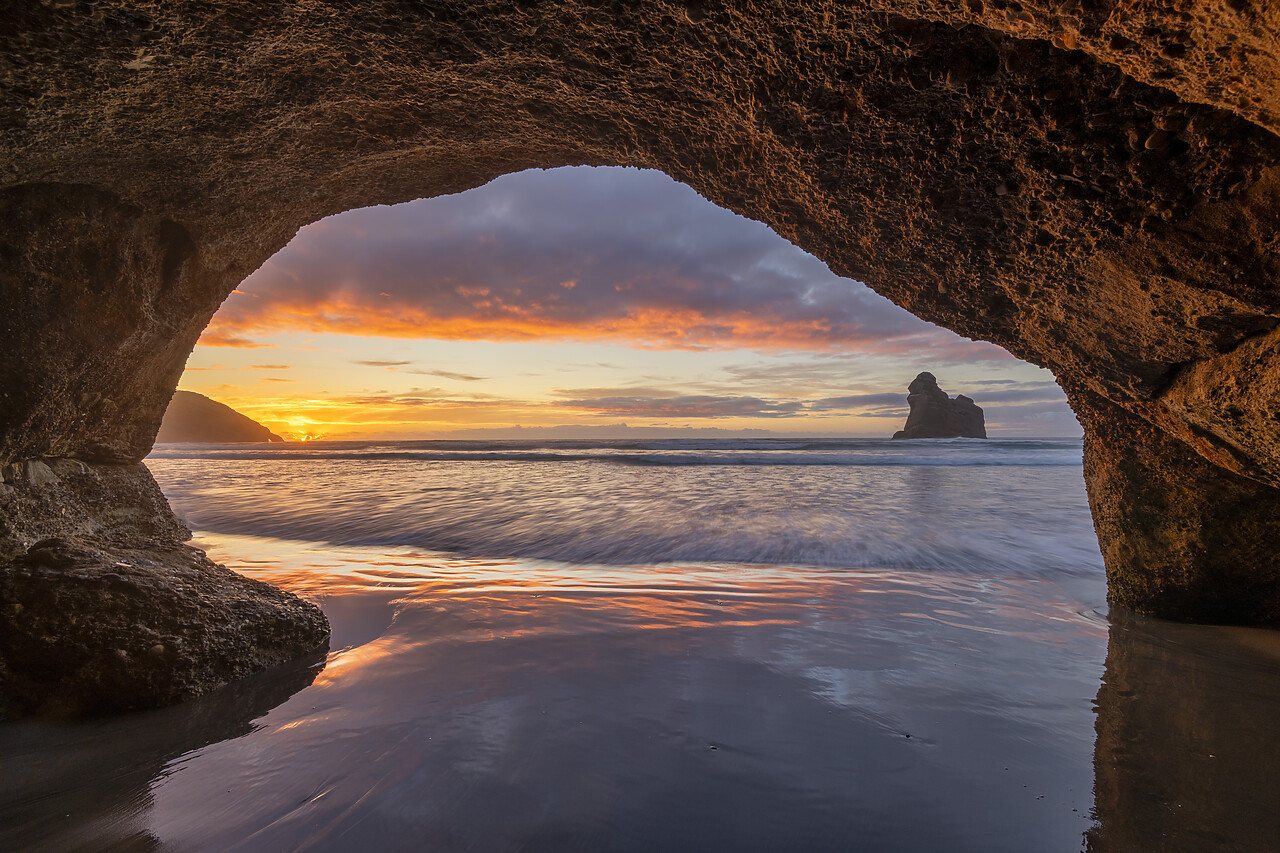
{"left": 146, "top": 437, "right": 1101, "bottom": 575}
{"left": 3, "top": 438, "right": 1279, "bottom": 852}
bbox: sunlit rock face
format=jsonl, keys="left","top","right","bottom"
{"left": 0, "top": 0, "right": 1278, "bottom": 669}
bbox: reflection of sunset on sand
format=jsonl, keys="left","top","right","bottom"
{"left": 144, "top": 532, "right": 1109, "bottom": 852}
{"left": 7, "top": 520, "right": 1278, "bottom": 851}
{"left": 85, "top": 440, "right": 1115, "bottom": 849}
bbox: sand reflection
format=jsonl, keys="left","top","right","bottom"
{"left": 17, "top": 536, "right": 1274, "bottom": 851}
{"left": 127, "top": 536, "right": 1107, "bottom": 852}
{"left": 0, "top": 650, "right": 323, "bottom": 853}
{"left": 1087, "top": 610, "right": 1280, "bottom": 852}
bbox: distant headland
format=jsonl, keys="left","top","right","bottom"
{"left": 892, "top": 372, "right": 986, "bottom": 440}
{"left": 156, "top": 391, "right": 283, "bottom": 443}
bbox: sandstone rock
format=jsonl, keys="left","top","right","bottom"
{"left": 47, "top": 457, "right": 89, "bottom": 478}
{"left": 2, "top": 460, "right": 59, "bottom": 488}
{"left": 0, "top": 461, "right": 188, "bottom": 561}
{"left": 1072, "top": 388, "right": 1280, "bottom": 624}
{"left": 0, "top": 536, "right": 329, "bottom": 716}
{"left": 892, "top": 373, "right": 988, "bottom": 440}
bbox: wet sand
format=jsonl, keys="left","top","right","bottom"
{"left": 1, "top": 535, "right": 1277, "bottom": 851}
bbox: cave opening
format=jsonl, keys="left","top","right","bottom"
{"left": 169, "top": 165, "right": 1080, "bottom": 445}
{"left": 144, "top": 163, "right": 1096, "bottom": 580}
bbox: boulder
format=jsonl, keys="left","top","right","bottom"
{"left": 0, "top": 461, "right": 329, "bottom": 716}
{"left": 892, "top": 373, "right": 987, "bottom": 440}
{"left": 1, "top": 460, "right": 59, "bottom": 488}
{"left": 1, "top": 536, "right": 330, "bottom": 717}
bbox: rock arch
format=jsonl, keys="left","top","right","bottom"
{"left": 3, "top": 1, "right": 1280, "bottom": 707}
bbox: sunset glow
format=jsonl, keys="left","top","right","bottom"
{"left": 180, "top": 167, "right": 1080, "bottom": 440}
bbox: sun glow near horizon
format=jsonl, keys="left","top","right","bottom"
{"left": 179, "top": 167, "right": 1081, "bottom": 441}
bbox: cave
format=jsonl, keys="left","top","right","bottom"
{"left": 3, "top": 0, "right": 1280, "bottom": 712}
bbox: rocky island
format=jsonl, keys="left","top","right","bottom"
{"left": 892, "top": 373, "right": 987, "bottom": 440}
{"left": 156, "top": 391, "right": 283, "bottom": 444}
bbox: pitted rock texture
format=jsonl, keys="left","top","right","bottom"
{"left": 0, "top": 461, "right": 329, "bottom": 716}
{"left": 2, "top": 1, "right": 1280, "bottom": 625}
{"left": 1, "top": 536, "right": 329, "bottom": 716}
{"left": 892, "top": 372, "right": 987, "bottom": 439}
{"left": 1073, "top": 388, "right": 1280, "bottom": 624}
{"left": 0, "top": 459, "right": 189, "bottom": 561}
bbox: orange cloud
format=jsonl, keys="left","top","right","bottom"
{"left": 194, "top": 167, "right": 1016, "bottom": 363}
{"left": 197, "top": 329, "right": 270, "bottom": 348}
{"left": 201, "top": 294, "right": 1007, "bottom": 360}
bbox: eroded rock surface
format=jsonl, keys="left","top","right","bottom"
{"left": 893, "top": 372, "right": 987, "bottom": 439}
{"left": 1073, "top": 388, "right": 1280, "bottom": 624}
{"left": 0, "top": 0, "right": 1278, "bottom": 715}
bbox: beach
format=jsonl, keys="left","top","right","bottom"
{"left": 1, "top": 438, "right": 1277, "bottom": 851}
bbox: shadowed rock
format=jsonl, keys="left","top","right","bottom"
{"left": 892, "top": 373, "right": 987, "bottom": 440}
{"left": 0, "top": 462, "right": 328, "bottom": 717}
{"left": 157, "top": 390, "right": 283, "bottom": 444}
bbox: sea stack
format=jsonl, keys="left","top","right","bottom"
{"left": 892, "top": 373, "right": 986, "bottom": 439}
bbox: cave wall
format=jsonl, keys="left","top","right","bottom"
{"left": 3, "top": 0, "right": 1280, "bottom": 624}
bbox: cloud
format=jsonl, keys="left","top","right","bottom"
{"left": 249, "top": 364, "right": 291, "bottom": 369}
{"left": 962, "top": 384, "right": 1064, "bottom": 403}
{"left": 547, "top": 379, "right": 1074, "bottom": 424}
{"left": 203, "top": 167, "right": 1004, "bottom": 359}
{"left": 406, "top": 369, "right": 488, "bottom": 381}
{"left": 556, "top": 395, "right": 809, "bottom": 419}
{"left": 807, "top": 393, "right": 907, "bottom": 410}
{"left": 197, "top": 330, "right": 269, "bottom": 348}
{"left": 551, "top": 392, "right": 914, "bottom": 420}
{"left": 990, "top": 412, "right": 1081, "bottom": 437}
{"left": 425, "top": 423, "right": 778, "bottom": 440}
{"left": 354, "top": 359, "right": 412, "bottom": 367}
{"left": 551, "top": 386, "right": 682, "bottom": 399}
{"left": 328, "top": 387, "right": 507, "bottom": 407}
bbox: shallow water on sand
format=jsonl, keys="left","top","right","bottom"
{"left": 2, "top": 537, "right": 1109, "bottom": 852}
{"left": 2, "top": 439, "right": 1280, "bottom": 852}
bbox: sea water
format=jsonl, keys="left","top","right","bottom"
{"left": 2, "top": 438, "right": 1279, "bottom": 852}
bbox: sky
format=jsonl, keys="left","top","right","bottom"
{"left": 182, "top": 166, "right": 1080, "bottom": 441}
